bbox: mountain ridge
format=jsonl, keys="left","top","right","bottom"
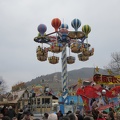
{"left": 25, "top": 67, "right": 108, "bottom": 91}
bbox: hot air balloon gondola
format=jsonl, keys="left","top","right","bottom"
{"left": 37, "top": 56, "right": 47, "bottom": 61}
{"left": 83, "top": 43, "right": 91, "bottom": 48}
{"left": 83, "top": 48, "right": 94, "bottom": 57}
{"left": 50, "top": 43, "right": 63, "bottom": 53}
{"left": 36, "top": 46, "right": 48, "bottom": 61}
{"left": 68, "top": 31, "right": 85, "bottom": 39}
{"left": 71, "top": 43, "right": 84, "bottom": 53}
{"left": 48, "top": 56, "right": 59, "bottom": 64}
{"left": 78, "top": 54, "right": 89, "bottom": 61}
{"left": 67, "top": 56, "right": 75, "bottom": 64}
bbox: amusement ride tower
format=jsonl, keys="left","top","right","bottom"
{"left": 33, "top": 18, "right": 94, "bottom": 112}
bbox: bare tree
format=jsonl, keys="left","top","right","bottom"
{"left": 107, "top": 52, "right": 120, "bottom": 75}
{"left": 0, "top": 76, "right": 8, "bottom": 94}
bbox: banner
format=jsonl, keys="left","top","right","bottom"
{"left": 81, "top": 96, "right": 90, "bottom": 111}
{"left": 93, "top": 74, "right": 120, "bottom": 84}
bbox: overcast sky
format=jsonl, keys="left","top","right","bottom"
{"left": 0, "top": 0, "right": 120, "bottom": 91}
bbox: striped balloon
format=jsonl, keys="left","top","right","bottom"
{"left": 82, "top": 25, "right": 91, "bottom": 38}
{"left": 71, "top": 18, "right": 81, "bottom": 31}
{"left": 37, "top": 24, "right": 47, "bottom": 36}
{"left": 51, "top": 18, "right": 61, "bottom": 31}
{"left": 59, "top": 28, "right": 68, "bottom": 34}
{"left": 60, "top": 23, "right": 69, "bottom": 29}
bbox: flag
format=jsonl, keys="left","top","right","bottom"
{"left": 84, "top": 86, "right": 99, "bottom": 98}
{"left": 76, "top": 88, "right": 84, "bottom": 96}
{"left": 78, "top": 78, "right": 82, "bottom": 85}
{"left": 106, "top": 90, "right": 117, "bottom": 98}
{"left": 105, "top": 86, "right": 120, "bottom": 98}
{"left": 95, "top": 66, "right": 99, "bottom": 73}
{"left": 81, "top": 95, "right": 90, "bottom": 111}
{"left": 107, "top": 69, "right": 113, "bottom": 75}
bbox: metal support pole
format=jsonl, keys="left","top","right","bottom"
{"left": 61, "top": 45, "right": 68, "bottom": 103}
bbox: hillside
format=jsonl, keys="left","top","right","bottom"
{"left": 25, "top": 67, "right": 108, "bottom": 92}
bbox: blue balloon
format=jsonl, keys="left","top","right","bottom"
{"left": 71, "top": 18, "right": 81, "bottom": 31}
{"left": 60, "top": 23, "right": 69, "bottom": 29}
{"left": 37, "top": 24, "right": 47, "bottom": 36}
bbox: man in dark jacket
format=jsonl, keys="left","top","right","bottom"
{"left": 7, "top": 106, "right": 16, "bottom": 120}
{"left": 17, "top": 109, "right": 23, "bottom": 120}
{"left": 75, "top": 110, "right": 83, "bottom": 120}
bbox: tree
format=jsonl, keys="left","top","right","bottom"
{"left": 0, "top": 76, "right": 8, "bottom": 94}
{"left": 107, "top": 52, "right": 120, "bottom": 75}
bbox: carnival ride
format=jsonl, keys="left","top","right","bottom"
{"left": 33, "top": 18, "right": 94, "bottom": 113}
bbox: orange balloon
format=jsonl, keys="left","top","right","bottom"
{"left": 51, "top": 18, "right": 61, "bottom": 31}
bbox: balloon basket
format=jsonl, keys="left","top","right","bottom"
{"left": 50, "top": 46, "right": 63, "bottom": 53}
{"left": 71, "top": 43, "right": 83, "bottom": 53}
{"left": 67, "top": 56, "right": 75, "bottom": 64}
{"left": 78, "top": 54, "right": 89, "bottom": 61}
{"left": 37, "top": 55, "right": 47, "bottom": 61}
{"left": 48, "top": 56, "right": 59, "bottom": 64}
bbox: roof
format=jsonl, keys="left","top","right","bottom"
{"left": 48, "top": 92, "right": 58, "bottom": 99}
{"left": 68, "top": 77, "right": 94, "bottom": 91}
{"left": 8, "top": 89, "right": 27, "bottom": 104}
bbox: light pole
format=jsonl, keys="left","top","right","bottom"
{"left": 34, "top": 18, "right": 94, "bottom": 113}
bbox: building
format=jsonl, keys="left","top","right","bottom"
{"left": 0, "top": 89, "right": 29, "bottom": 112}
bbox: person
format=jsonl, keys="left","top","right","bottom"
{"left": 67, "top": 113, "right": 77, "bottom": 120}
{"left": 83, "top": 117, "right": 91, "bottom": 120}
{"left": 102, "top": 111, "right": 108, "bottom": 119}
{"left": 90, "top": 99, "right": 96, "bottom": 107}
{"left": 92, "top": 100, "right": 98, "bottom": 109}
{"left": 12, "top": 117, "right": 17, "bottom": 120}
{"left": 97, "top": 113, "right": 106, "bottom": 120}
{"left": 0, "top": 113, "right": 4, "bottom": 120}
{"left": 107, "top": 111, "right": 115, "bottom": 120}
{"left": 33, "top": 119, "right": 40, "bottom": 120}
{"left": 75, "top": 110, "right": 83, "bottom": 120}
{"left": 48, "top": 113, "right": 58, "bottom": 120}
{"left": 22, "top": 111, "right": 33, "bottom": 120}
{"left": 7, "top": 106, "right": 16, "bottom": 120}
{"left": 1, "top": 106, "right": 8, "bottom": 116}
{"left": 43, "top": 113, "right": 49, "bottom": 120}
{"left": 66, "top": 111, "right": 72, "bottom": 116}
{"left": 57, "top": 111, "right": 63, "bottom": 120}
{"left": 91, "top": 107, "right": 99, "bottom": 120}
{"left": 116, "top": 107, "right": 120, "bottom": 120}
{"left": 84, "top": 110, "right": 94, "bottom": 120}
{"left": 17, "top": 109, "right": 23, "bottom": 120}
{"left": 59, "top": 116, "right": 70, "bottom": 120}
{"left": 2, "top": 116, "right": 10, "bottom": 120}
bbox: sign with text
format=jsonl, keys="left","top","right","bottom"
{"left": 93, "top": 74, "right": 120, "bottom": 84}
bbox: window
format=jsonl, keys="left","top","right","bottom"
{"left": 24, "top": 93, "right": 28, "bottom": 99}
{"left": 42, "top": 98, "right": 50, "bottom": 104}
{"left": 37, "top": 98, "right": 40, "bottom": 105}
{"left": 34, "top": 98, "right": 36, "bottom": 104}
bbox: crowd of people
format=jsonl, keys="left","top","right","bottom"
{"left": 0, "top": 105, "right": 120, "bottom": 120}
